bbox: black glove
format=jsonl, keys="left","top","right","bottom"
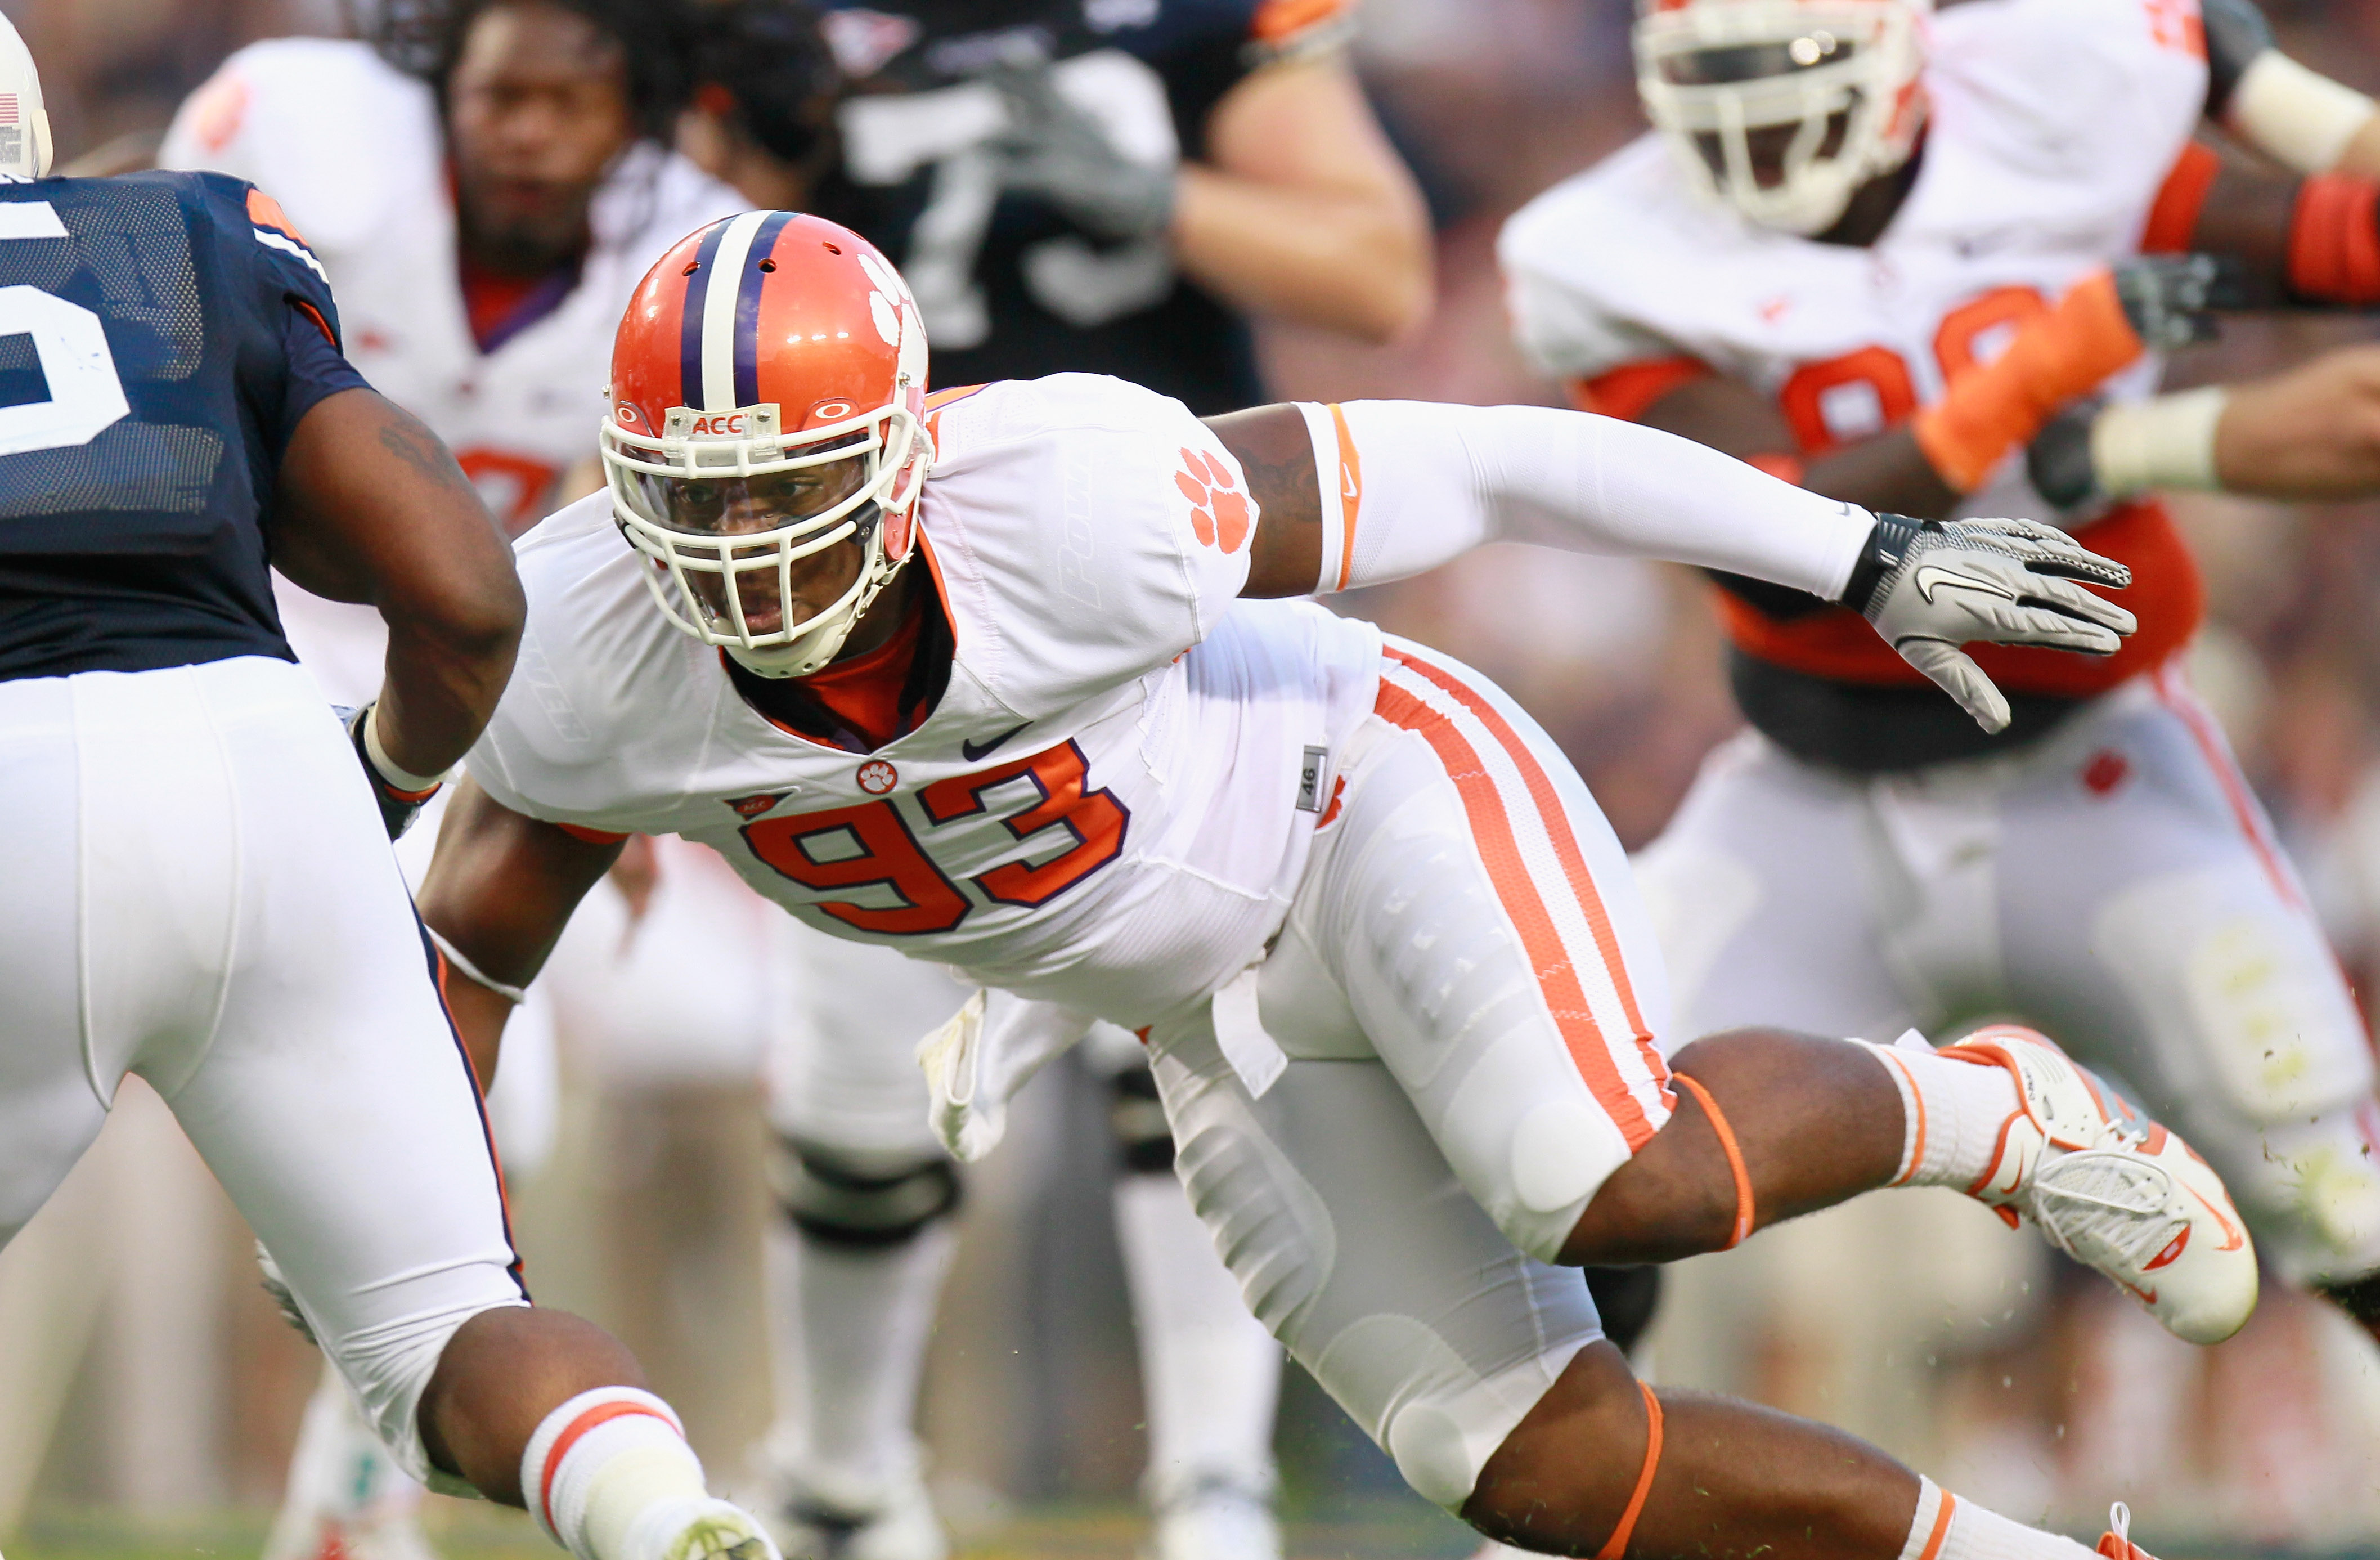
{"left": 2026, "top": 400, "right": 2104, "bottom": 510}
{"left": 338, "top": 701, "right": 444, "bottom": 841}
{"left": 2112, "top": 254, "right": 2249, "bottom": 351}
{"left": 985, "top": 62, "right": 1178, "bottom": 243}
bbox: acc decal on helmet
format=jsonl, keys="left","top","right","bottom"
{"left": 600, "top": 210, "right": 931, "bottom": 679}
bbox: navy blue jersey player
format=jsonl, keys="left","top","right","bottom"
{"left": 0, "top": 20, "right": 787, "bottom": 1560}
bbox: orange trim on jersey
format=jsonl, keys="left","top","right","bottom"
{"left": 2289, "top": 175, "right": 2380, "bottom": 305}
{"left": 1593, "top": 1382, "right": 1665, "bottom": 1560}
{"left": 1376, "top": 648, "right": 1671, "bottom": 1147}
{"left": 1251, "top": 0, "right": 1350, "bottom": 43}
{"left": 555, "top": 822, "right": 632, "bottom": 845}
{"left": 1717, "top": 498, "right": 2204, "bottom": 698}
{"left": 538, "top": 1401, "right": 677, "bottom": 1535}
{"left": 245, "top": 186, "right": 311, "bottom": 249}
{"left": 1572, "top": 357, "right": 1709, "bottom": 422}
{"left": 1326, "top": 402, "right": 1363, "bottom": 592}
{"left": 1673, "top": 1074, "right": 1754, "bottom": 1248}
{"left": 290, "top": 298, "right": 337, "bottom": 349}
{"left": 2141, "top": 141, "right": 2220, "bottom": 254}
{"left": 2150, "top": 661, "right": 2303, "bottom": 907}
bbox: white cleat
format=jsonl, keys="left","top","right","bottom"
{"left": 627, "top": 1497, "right": 783, "bottom": 1560}
{"left": 1151, "top": 1481, "right": 1281, "bottom": 1560}
{"left": 1944, "top": 1025, "right": 2257, "bottom": 1344}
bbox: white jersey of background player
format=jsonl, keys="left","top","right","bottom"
{"left": 1497, "top": 0, "right": 2380, "bottom": 1385}
{"left": 159, "top": 20, "right": 747, "bottom": 1560}
{"left": 418, "top": 210, "right": 2267, "bottom": 1560}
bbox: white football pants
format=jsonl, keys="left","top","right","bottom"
{"left": 1144, "top": 639, "right": 1676, "bottom": 1512}
{"left": 1637, "top": 665, "right": 2380, "bottom": 1285}
{"left": 0, "top": 656, "right": 528, "bottom": 1481}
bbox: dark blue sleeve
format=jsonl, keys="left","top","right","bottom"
{"left": 276, "top": 298, "right": 372, "bottom": 451}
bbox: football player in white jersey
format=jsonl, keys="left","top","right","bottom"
{"left": 410, "top": 207, "right": 2253, "bottom": 1560}
{"left": 1496, "top": 0, "right": 2380, "bottom": 1369}
{"left": 678, "top": 7, "right": 1436, "bottom": 1557}
{"left": 157, "top": 9, "right": 748, "bottom": 1559}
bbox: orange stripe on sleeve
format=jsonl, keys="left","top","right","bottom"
{"left": 555, "top": 822, "right": 632, "bottom": 845}
{"left": 1572, "top": 356, "right": 1709, "bottom": 422}
{"left": 2140, "top": 141, "right": 2220, "bottom": 254}
{"left": 1918, "top": 1493, "right": 1959, "bottom": 1560}
{"left": 1326, "top": 402, "right": 1363, "bottom": 593}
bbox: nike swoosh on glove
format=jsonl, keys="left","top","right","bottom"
{"left": 984, "top": 62, "right": 1177, "bottom": 243}
{"left": 1843, "top": 514, "right": 2136, "bottom": 733}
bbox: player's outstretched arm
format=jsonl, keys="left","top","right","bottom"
{"left": 1216, "top": 400, "right": 2134, "bottom": 730}
{"left": 416, "top": 777, "right": 623, "bottom": 1081}
{"left": 271, "top": 388, "right": 526, "bottom": 785}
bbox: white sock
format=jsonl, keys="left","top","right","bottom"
{"left": 1113, "top": 1171, "right": 1281, "bottom": 1507}
{"left": 1901, "top": 1477, "right": 2099, "bottom": 1560}
{"left": 1854, "top": 1037, "right": 2025, "bottom": 1193}
{"left": 763, "top": 1218, "right": 955, "bottom": 1489}
{"left": 522, "top": 1387, "right": 708, "bottom": 1560}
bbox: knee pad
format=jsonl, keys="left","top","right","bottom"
{"left": 1584, "top": 1265, "right": 1663, "bottom": 1355}
{"left": 1110, "top": 1065, "right": 1176, "bottom": 1175}
{"left": 770, "top": 1136, "right": 960, "bottom": 1249}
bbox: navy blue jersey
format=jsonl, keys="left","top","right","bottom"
{"left": 0, "top": 169, "right": 369, "bottom": 682}
{"left": 815, "top": 0, "right": 1350, "bottom": 414}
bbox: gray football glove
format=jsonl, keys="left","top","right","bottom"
{"left": 1843, "top": 514, "right": 2136, "bottom": 734}
{"left": 985, "top": 63, "right": 1176, "bottom": 243}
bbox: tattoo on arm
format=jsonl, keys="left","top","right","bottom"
{"left": 376, "top": 405, "right": 485, "bottom": 505}
{"left": 1206, "top": 404, "right": 1323, "bottom": 597}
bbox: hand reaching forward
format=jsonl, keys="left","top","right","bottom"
{"left": 1843, "top": 515, "right": 2136, "bottom": 734}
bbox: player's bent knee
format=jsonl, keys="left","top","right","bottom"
{"left": 1463, "top": 1341, "right": 1649, "bottom": 1552}
{"left": 770, "top": 1134, "right": 960, "bottom": 1248}
{"left": 1109, "top": 1065, "right": 1176, "bottom": 1175}
{"left": 333, "top": 1290, "right": 532, "bottom": 1491}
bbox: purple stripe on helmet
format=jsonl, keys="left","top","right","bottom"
{"left": 733, "top": 210, "right": 797, "bottom": 410}
{"left": 679, "top": 219, "right": 732, "bottom": 410}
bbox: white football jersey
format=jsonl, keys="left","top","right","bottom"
{"left": 160, "top": 37, "right": 748, "bottom": 703}
{"left": 470, "top": 375, "right": 1381, "bottom": 1026}
{"left": 1499, "top": 0, "right": 2207, "bottom": 522}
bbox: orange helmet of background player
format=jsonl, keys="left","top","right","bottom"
{"left": 601, "top": 210, "right": 931, "bottom": 678}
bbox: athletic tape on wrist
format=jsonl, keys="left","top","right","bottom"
{"left": 2088, "top": 387, "right": 2228, "bottom": 496}
{"left": 1673, "top": 1074, "right": 1754, "bottom": 1250}
{"left": 2288, "top": 174, "right": 2380, "bottom": 304}
{"left": 2230, "top": 51, "right": 2378, "bottom": 176}
{"left": 425, "top": 925, "right": 528, "bottom": 1005}
{"left": 1913, "top": 270, "right": 2144, "bottom": 492}
{"left": 1591, "top": 1381, "right": 1665, "bottom": 1560}
{"left": 363, "top": 703, "right": 455, "bottom": 796}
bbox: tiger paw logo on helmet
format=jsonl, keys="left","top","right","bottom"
{"left": 1175, "top": 447, "right": 1251, "bottom": 554}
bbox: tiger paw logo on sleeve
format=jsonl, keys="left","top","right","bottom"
{"left": 1175, "top": 446, "right": 1251, "bottom": 553}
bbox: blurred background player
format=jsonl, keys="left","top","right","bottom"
{"left": 156, "top": 7, "right": 748, "bottom": 1560}
{"left": 1494, "top": 0, "right": 2380, "bottom": 1510}
{"left": 670, "top": 6, "right": 1438, "bottom": 1558}
{"left": 0, "top": 17, "right": 782, "bottom": 1560}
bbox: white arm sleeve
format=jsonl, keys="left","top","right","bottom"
{"left": 1302, "top": 400, "right": 1873, "bottom": 602}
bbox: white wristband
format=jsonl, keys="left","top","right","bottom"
{"left": 363, "top": 703, "right": 455, "bottom": 794}
{"left": 2226, "top": 51, "right": 2378, "bottom": 175}
{"left": 2089, "top": 387, "right": 2228, "bottom": 497}
{"left": 424, "top": 925, "right": 528, "bottom": 1005}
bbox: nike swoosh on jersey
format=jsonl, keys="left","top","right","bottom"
{"left": 961, "top": 722, "right": 1031, "bottom": 763}
{"left": 1912, "top": 563, "right": 2020, "bottom": 606}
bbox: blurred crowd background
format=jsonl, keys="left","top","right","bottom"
{"left": 7, "top": 0, "right": 2380, "bottom": 1552}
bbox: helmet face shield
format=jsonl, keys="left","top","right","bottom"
{"left": 1636, "top": 0, "right": 1927, "bottom": 236}
{"left": 601, "top": 397, "right": 927, "bottom": 677}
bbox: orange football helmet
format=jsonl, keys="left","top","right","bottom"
{"left": 600, "top": 211, "right": 930, "bottom": 678}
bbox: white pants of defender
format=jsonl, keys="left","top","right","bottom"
{"left": 1144, "top": 638, "right": 1677, "bottom": 1512}
{"left": 1637, "top": 665, "right": 2380, "bottom": 1285}
{"left": 0, "top": 656, "right": 527, "bottom": 1478}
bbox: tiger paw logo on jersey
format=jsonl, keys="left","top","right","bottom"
{"left": 1175, "top": 447, "right": 1250, "bottom": 554}
{"left": 856, "top": 760, "right": 899, "bottom": 795}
